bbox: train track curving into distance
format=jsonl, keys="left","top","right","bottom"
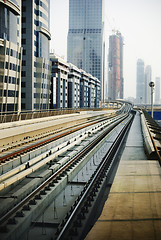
{"left": 0, "top": 106, "right": 134, "bottom": 240}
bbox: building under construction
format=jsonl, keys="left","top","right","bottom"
{"left": 108, "top": 31, "right": 124, "bottom": 100}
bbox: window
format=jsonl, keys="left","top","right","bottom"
{"left": 21, "top": 39, "right": 26, "bottom": 44}
{"left": 34, "top": 103, "right": 39, "bottom": 109}
{"left": 12, "top": 77, "right": 16, "bottom": 84}
{"left": 21, "top": 92, "right": 26, "bottom": 98}
{"left": 21, "top": 103, "right": 26, "bottom": 109}
{"left": 22, "top": 6, "right": 26, "bottom": 12}
{"left": 0, "top": 61, "right": 4, "bottom": 68}
{"left": 22, "top": 28, "right": 26, "bottom": 34}
{"left": 34, "top": 40, "right": 38, "bottom": 47}
{"left": 22, "top": 60, "right": 26, "bottom": 66}
{"left": 34, "top": 93, "right": 40, "bottom": 98}
{"left": 8, "top": 90, "right": 15, "bottom": 97}
{"left": 34, "top": 51, "right": 38, "bottom": 57}
{"left": 5, "top": 62, "right": 8, "bottom": 69}
{"left": 10, "top": 49, "right": 13, "bottom": 56}
{"left": 22, "top": 17, "right": 26, "bottom": 23}
{"left": 34, "top": 9, "right": 39, "bottom": 16}
{"left": 23, "top": 49, "right": 26, "bottom": 55}
{"left": 21, "top": 82, "right": 26, "bottom": 87}
{"left": 22, "top": 71, "right": 26, "bottom": 77}
{"left": 34, "top": 20, "right": 39, "bottom": 26}
{"left": 0, "top": 76, "right": 3, "bottom": 82}
{"left": 6, "top": 48, "right": 9, "bottom": 55}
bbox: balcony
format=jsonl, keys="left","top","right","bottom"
{"left": 0, "top": 0, "right": 20, "bottom": 15}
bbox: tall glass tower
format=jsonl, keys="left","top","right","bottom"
{"left": 67, "top": 0, "right": 105, "bottom": 102}
{"left": 144, "top": 65, "right": 152, "bottom": 104}
{"left": 155, "top": 77, "right": 160, "bottom": 104}
{"left": 136, "top": 59, "right": 144, "bottom": 104}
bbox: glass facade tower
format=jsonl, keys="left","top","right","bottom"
{"left": 155, "top": 77, "right": 160, "bottom": 104}
{"left": 144, "top": 65, "right": 152, "bottom": 104}
{"left": 136, "top": 59, "right": 145, "bottom": 104}
{"left": 67, "top": 0, "right": 105, "bottom": 102}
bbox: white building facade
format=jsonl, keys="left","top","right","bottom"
{"left": 0, "top": 0, "right": 22, "bottom": 112}
{"left": 68, "top": 64, "right": 81, "bottom": 109}
{"left": 50, "top": 54, "right": 69, "bottom": 109}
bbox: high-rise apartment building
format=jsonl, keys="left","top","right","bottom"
{"left": 67, "top": 0, "right": 105, "bottom": 102}
{"left": 136, "top": 59, "right": 144, "bottom": 104}
{"left": 21, "top": 0, "right": 51, "bottom": 110}
{"left": 144, "top": 65, "right": 152, "bottom": 104}
{"left": 68, "top": 64, "right": 81, "bottom": 109}
{"left": 155, "top": 77, "right": 160, "bottom": 104}
{"left": 108, "top": 31, "right": 124, "bottom": 100}
{"left": 50, "top": 54, "right": 69, "bottom": 109}
{"left": 0, "top": 0, "right": 22, "bottom": 112}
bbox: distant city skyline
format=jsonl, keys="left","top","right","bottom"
{"left": 50, "top": 0, "right": 161, "bottom": 99}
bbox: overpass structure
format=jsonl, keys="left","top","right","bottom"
{"left": 0, "top": 102, "right": 160, "bottom": 240}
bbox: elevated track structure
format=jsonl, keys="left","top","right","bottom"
{"left": 0, "top": 101, "right": 160, "bottom": 240}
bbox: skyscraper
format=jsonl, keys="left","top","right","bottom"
{"left": 136, "top": 59, "right": 144, "bottom": 104}
{"left": 155, "top": 77, "right": 160, "bottom": 104}
{"left": 0, "top": 0, "right": 22, "bottom": 112}
{"left": 67, "top": 0, "right": 105, "bottom": 102}
{"left": 144, "top": 65, "right": 152, "bottom": 104}
{"left": 21, "top": 0, "right": 51, "bottom": 110}
{"left": 108, "top": 31, "right": 124, "bottom": 100}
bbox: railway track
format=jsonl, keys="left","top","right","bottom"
{"left": 55, "top": 112, "right": 134, "bottom": 240}
{"left": 0, "top": 108, "right": 133, "bottom": 240}
{"left": 0, "top": 113, "right": 117, "bottom": 164}
{"left": 0, "top": 114, "right": 122, "bottom": 184}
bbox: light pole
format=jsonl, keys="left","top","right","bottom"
{"left": 149, "top": 81, "right": 155, "bottom": 118}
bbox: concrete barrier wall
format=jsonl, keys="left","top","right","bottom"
{"left": 141, "top": 112, "right": 155, "bottom": 157}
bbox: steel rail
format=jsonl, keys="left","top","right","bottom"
{"left": 0, "top": 113, "right": 128, "bottom": 227}
{"left": 55, "top": 113, "right": 134, "bottom": 240}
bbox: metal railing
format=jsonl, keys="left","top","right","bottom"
{"left": 0, "top": 108, "right": 109, "bottom": 124}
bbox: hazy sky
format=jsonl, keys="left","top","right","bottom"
{"left": 50, "top": 0, "right": 161, "bottom": 99}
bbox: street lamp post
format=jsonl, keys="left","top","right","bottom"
{"left": 149, "top": 81, "right": 155, "bottom": 118}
